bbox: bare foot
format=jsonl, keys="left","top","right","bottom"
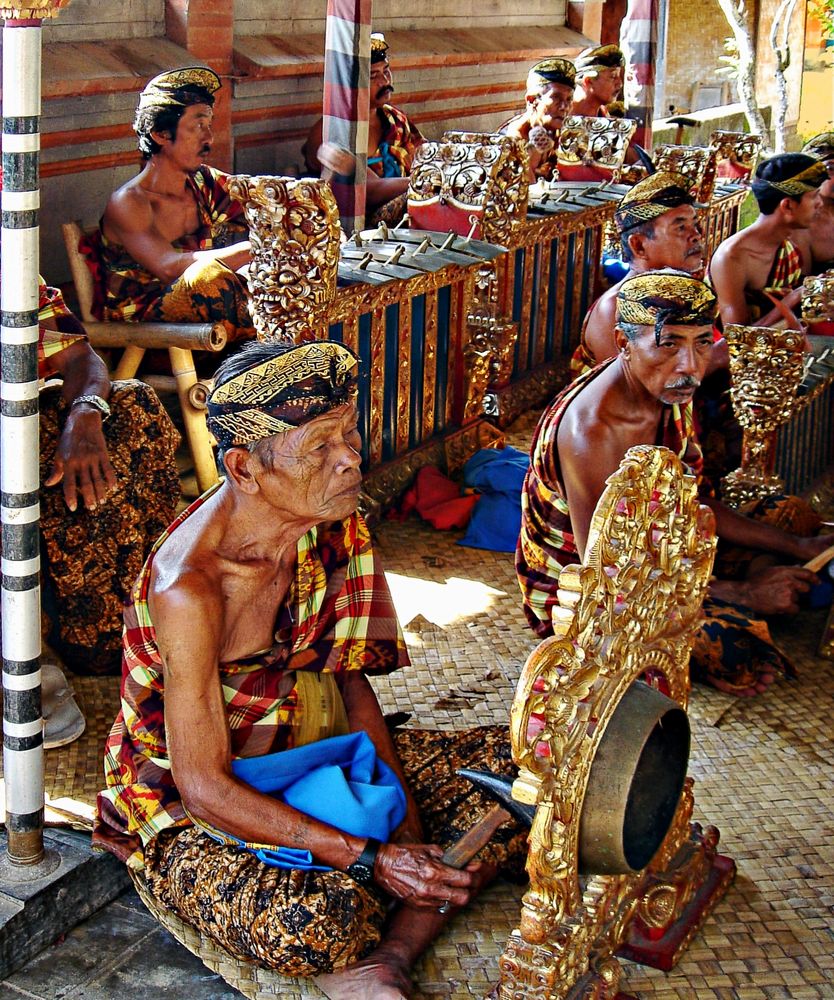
{"left": 316, "top": 957, "right": 412, "bottom": 999}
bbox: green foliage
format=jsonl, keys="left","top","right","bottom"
{"left": 810, "top": 0, "right": 834, "bottom": 40}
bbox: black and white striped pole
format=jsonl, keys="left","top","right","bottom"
{"left": 1, "top": 1, "right": 67, "bottom": 869}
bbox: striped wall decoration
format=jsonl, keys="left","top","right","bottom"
{"left": 322, "top": 0, "right": 371, "bottom": 234}
{"left": 620, "top": 0, "right": 658, "bottom": 150}
{"left": 1, "top": 14, "right": 45, "bottom": 866}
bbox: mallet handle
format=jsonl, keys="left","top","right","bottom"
{"left": 440, "top": 803, "right": 512, "bottom": 869}
{"left": 804, "top": 543, "right": 834, "bottom": 574}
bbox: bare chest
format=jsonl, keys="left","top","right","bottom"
{"left": 147, "top": 190, "right": 201, "bottom": 243}
{"left": 217, "top": 565, "right": 295, "bottom": 663}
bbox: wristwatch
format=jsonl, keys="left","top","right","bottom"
{"left": 71, "top": 394, "right": 111, "bottom": 421}
{"left": 345, "top": 837, "right": 381, "bottom": 886}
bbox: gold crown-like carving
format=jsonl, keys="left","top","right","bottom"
{"left": 652, "top": 143, "right": 718, "bottom": 202}
{"left": 557, "top": 115, "right": 636, "bottom": 182}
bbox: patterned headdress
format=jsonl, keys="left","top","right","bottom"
{"left": 801, "top": 132, "right": 834, "bottom": 164}
{"left": 758, "top": 156, "right": 828, "bottom": 197}
{"left": 526, "top": 57, "right": 576, "bottom": 95}
{"left": 617, "top": 269, "right": 717, "bottom": 344}
{"left": 371, "top": 32, "right": 389, "bottom": 64}
{"left": 615, "top": 171, "right": 702, "bottom": 234}
{"left": 207, "top": 341, "right": 359, "bottom": 449}
{"left": 574, "top": 44, "right": 625, "bottom": 75}
{"left": 136, "top": 66, "right": 221, "bottom": 115}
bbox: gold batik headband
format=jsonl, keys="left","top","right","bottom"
{"left": 615, "top": 170, "right": 701, "bottom": 233}
{"left": 207, "top": 341, "right": 359, "bottom": 449}
{"left": 802, "top": 132, "right": 834, "bottom": 163}
{"left": 617, "top": 270, "right": 717, "bottom": 343}
{"left": 763, "top": 160, "right": 828, "bottom": 197}
{"left": 136, "top": 66, "right": 221, "bottom": 113}
{"left": 527, "top": 57, "right": 576, "bottom": 93}
{"left": 575, "top": 43, "right": 625, "bottom": 74}
{"left": 371, "top": 32, "right": 389, "bottom": 63}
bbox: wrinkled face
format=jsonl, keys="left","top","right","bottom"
{"left": 370, "top": 58, "right": 394, "bottom": 109}
{"left": 622, "top": 323, "right": 713, "bottom": 406}
{"left": 644, "top": 205, "right": 705, "bottom": 274}
{"left": 252, "top": 403, "right": 362, "bottom": 524}
{"left": 161, "top": 103, "right": 213, "bottom": 170}
{"left": 583, "top": 66, "right": 621, "bottom": 104}
{"left": 529, "top": 82, "right": 574, "bottom": 132}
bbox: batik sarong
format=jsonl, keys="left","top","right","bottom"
{"left": 141, "top": 725, "right": 527, "bottom": 977}
{"left": 38, "top": 380, "right": 181, "bottom": 675}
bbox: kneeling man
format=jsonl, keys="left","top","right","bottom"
{"left": 518, "top": 271, "right": 832, "bottom": 696}
{"left": 95, "top": 340, "right": 525, "bottom": 999}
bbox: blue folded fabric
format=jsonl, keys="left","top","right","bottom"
{"left": 228, "top": 731, "right": 408, "bottom": 870}
{"left": 457, "top": 447, "right": 530, "bottom": 553}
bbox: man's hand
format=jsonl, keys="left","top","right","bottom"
{"left": 373, "top": 842, "right": 482, "bottom": 910}
{"left": 45, "top": 407, "right": 116, "bottom": 511}
{"left": 712, "top": 565, "right": 817, "bottom": 615}
{"left": 789, "top": 532, "right": 834, "bottom": 566}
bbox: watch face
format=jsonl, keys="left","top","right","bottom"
{"left": 348, "top": 862, "right": 373, "bottom": 885}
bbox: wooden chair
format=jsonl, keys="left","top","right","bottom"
{"left": 62, "top": 221, "right": 223, "bottom": 493}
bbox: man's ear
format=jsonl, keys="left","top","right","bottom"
{"left": 614, "top": 325, "right": 630, "bottom": 352}
{"left": 627, "top": 231, "right": 647, "bottom": 260}
{"left": 526, "top": 92, "right": 538, "bottom": 109}
{"left": 149, "top": 128, "right": 173, "bottom": 149}
{"left": 223, "top": 447, "right": 260, "bottom": 494}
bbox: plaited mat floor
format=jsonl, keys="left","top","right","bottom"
{"left": 3, "top": 414, "right": 833, "bottom": 1000}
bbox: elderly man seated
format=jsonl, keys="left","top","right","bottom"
{"left": 570, "top": 44, "right": 625, "bottom": 118}
{"left": 499, "top": 57, "right": 576, "bottom": 181}
{"left": 709, "top": 153, "right": 827, "bottom": 328}
{"left": 35, "top": 278, "right": 181, "bottom": 679}
{"left": 518, "top": 271, "right": 833, "bottom": 697}
{"left": 81, "top": 67, "right": 254, "bottom": 343}
{"left": 94, "top": 340, "right": 526, "bottom": 1000}
{"left": 303, "top": 32, "right": 424, "bottom": 227}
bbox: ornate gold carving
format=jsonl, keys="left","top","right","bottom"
{"left": 497, "top": 446, "right": 718, "bottom": 1000}
{"left": 722, "top": 324, "right": 807, "bottom": 505}
{"left": 709, "top": 129, "right": 762, "bottom": 183}
{"left": 652, "top": 144, "right": 719, "bottom": 202}
{"left": 801, "top": 272, "right": 834, "bottom": 324}
{"left": 0, "top": 0, "right": 69, "bottom": 16}
{"left": 463, "top": 264, "right": 518, "bottom": 422}
{"left": 226, "top": 175, "right": 340, "bottom": 343}
{"left": 556, "top": 116, "right": 637, "bottom": 183}
{"left": 407, "top": 131, "right": 529, "bottom": 245}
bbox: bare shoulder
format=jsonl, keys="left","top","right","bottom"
{"left": 583, "top": 287, "right": 619, "bottom": 361}
{"left": 711, "top": 228, "right": 750, "bottom": 268}
{"left": 103, "top": 177, "right": 154, "bottom": 234}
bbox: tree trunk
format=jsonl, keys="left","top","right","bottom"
{"left": 714, "top": 0, "right": 772, "bottom": 150}
{"left": 769, "top": 0, "right": 801, "bottom": 152}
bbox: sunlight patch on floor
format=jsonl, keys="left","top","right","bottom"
{"left": 385, "top": 571, "right": 505, "bottom": 630}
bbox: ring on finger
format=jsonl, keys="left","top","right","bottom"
{"left": 438, "top": 899, "right": 451, "bottom": 915}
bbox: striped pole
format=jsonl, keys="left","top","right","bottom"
{"left": 620, "top": 0, "right": 658, "bottom": 150}
{"left": 1, "top": 11, "right": 45, "bottom": 866}
{"left": 322, "top": 0, "right": 371, "bottom": 235}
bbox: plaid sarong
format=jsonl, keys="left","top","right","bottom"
{"left": 516, "top": 359, "right": 702, "bottom": 635}
{"left": 79, "top": 166, "right": 249, "bottom": 327}
{"left": 95, "top": 492, "right": 409, "bottom": 868}
{"left": 36, "top": 278, "right": 88, "bottom": 377}
{"left": 367, "top": 105, "right": 424, "bottom": 178}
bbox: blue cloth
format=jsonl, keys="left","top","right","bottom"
{"left": 222, "top": 732, "right": 407, "bottom": 870}
{"left": 457, "top": 447, "right": 530, "bottom": 553}
{"left": 368, "top": 142, "right": 403, "bottom": 177}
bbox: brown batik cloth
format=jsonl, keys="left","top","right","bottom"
{"left": 38, "top": 380, "right": 181, "bottom": 675}
{"left": 142, "top": 724, "right": 528, "bottom": 977}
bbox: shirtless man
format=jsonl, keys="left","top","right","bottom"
{"left": 709, "top": 153, "right": 827, "bottom": 328}
{"left": 303, "top": 33, "right": 424, "bottom": 222}
{"left": 85, "top": 67, "right": 254, "bottom": 340}
{"left": 570, "top": 44, "right": 625, "bottom": 118}
{"left": 796, "top": 133, "right": 834, "bottom": 273}
{"left": 519, "top": 270, "right": 832, "bottom": 695}
{"left": 571, "top": 171, "right": 706, "bottom": 375}
{"left": 95, "top": 340, "right": 526, "bottom": 999}
{"left": 499, "top": 57, "right": 576, "bottom": 181}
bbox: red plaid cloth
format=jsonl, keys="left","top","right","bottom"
{"left": 36, "top": 278, "right": 87, "bottom": 379}
{"left": 94, "top": 488, "right": 408, "bottom": 867}
{"left": 516, "top": 359, "right": 703, "bottom": 636}
{"left": 79, "top": 165, "right": 247, "bottom": 322}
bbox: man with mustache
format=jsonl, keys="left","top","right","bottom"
{"left": 499, "top": 57, "right": 576, "bottom": 181}
{"left": 518, "top": 271, "right": 832, "bottom": 696}
{"left": 570, "top": 171, "right": 708, "bottom": 376}
{"left": 303, "top": 33, "right": 424, "bottom": 225}
{"left": 570, "top": 44, "right": 625, "bottom": 118}
{"left": 82, "top": 67, "right": 255, "bottom": 342}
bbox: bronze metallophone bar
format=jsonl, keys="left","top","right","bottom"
{"left": 775, "top": 339, "right": 834, "bottom": 495}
